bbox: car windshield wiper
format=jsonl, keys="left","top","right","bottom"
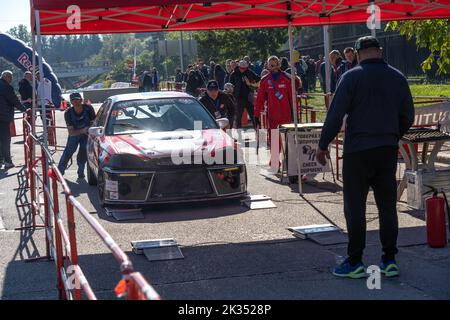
{"left": 114, "top": 130, "right": 145, "bottom": 135}
{"left": 113, "top": 122, "right": 142, "bottom": 129}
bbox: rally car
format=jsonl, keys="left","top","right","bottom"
{"left": 86, "top": 91, "right": 247, "bottom": 206}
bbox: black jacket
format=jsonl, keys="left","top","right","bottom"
{"left": 186, "top": 70, "right": 205, "bottom": 97}
{"left": 0, "top": 79, "right": 26, "bottom": 122}
{"left": 199, "top": 91, "right": 234, "bottom": 121}
{"left": 18, "top": 78, "right": 33, "bottom": 101}
{"left": 214, "top": 65, "right": 226, "bottom": 90}
{"left": 319, "top": 58, "right": 414, "bottom": 154}
{"left": 229, "top": 67, "right": 260, "bottom": 100}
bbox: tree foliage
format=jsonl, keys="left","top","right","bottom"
{"left": 193, "top": 28, "right": 289, "bottom": 64}
{"left": 387, "top": 19, "right": 450, "bottom": 75}
{"left": 6, "top": 25, "right": 32, "bottom": 46}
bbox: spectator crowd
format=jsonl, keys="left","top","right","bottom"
{"left": 172, "top": 47, "right": 358, "bottom": 130}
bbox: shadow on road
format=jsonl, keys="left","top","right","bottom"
{"left": 12, "top": 167, "right": 45, "bottom": 261}
{"left": 65, "top": 178, "right": 250, "bottom": 223}
{"left": 2, "top": 225, "right": 441, "bottom": 300}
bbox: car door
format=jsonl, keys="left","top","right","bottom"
{"left": 88, "top": 99, "right": 111, "bottom": 171}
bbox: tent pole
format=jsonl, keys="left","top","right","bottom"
{"left": 288, "top": 20, "right": 302, "bottom": 195}
{"left": 370, "top": 1, "right": 377, "bottom": 37}
{"left": 179, "top": 31, "right": 185, "bottom": 72}
{"left": 31, "top": 28, "right": 36, "bottom": 138}
{"left": 35, "top": 9, "right": 49, "bottom": 151}
{"left": 323, "top": 25, "right": 331, "bottom": 94}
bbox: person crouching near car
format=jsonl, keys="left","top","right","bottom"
{"left": 57, "top": 92, "right": 96, "bottom": 179}
{"left": 199, "top": 80, "right": 234, "bottom": 129}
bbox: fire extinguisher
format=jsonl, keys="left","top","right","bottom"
{"left": 424, "top": 186, "right": 449, "bottom": 248}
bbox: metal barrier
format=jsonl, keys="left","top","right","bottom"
{"left": 21, "top": 111, "right": 160, "bottom": 300}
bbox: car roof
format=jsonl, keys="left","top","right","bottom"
{"left": 109, "top": 91, "right": 194, "bottom": 103}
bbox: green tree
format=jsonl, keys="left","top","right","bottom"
{"left": 6, "top": 24, "right": 31, "bottom": 46}
{"left": 386, "top": 19, "right": 450, "bottom": 75}
{"left": 193, "top": 28, "right": 289, "bottom": 64}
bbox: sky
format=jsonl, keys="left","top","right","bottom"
{"left": 0, "top": 0, "right": 30, "bottom": 33}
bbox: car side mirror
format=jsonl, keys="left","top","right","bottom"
{"left": 88, "top": 126, "right": 104, "bottom": 137}
{"left": 216, "top": 118, "right": 229, "bottom": 129}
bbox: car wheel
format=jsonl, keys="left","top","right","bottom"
{"left": 97, "top": 168, "right": 106, "bottom": 207}
{"left": 87, "top": 164, "right": 97, "bottom": 186}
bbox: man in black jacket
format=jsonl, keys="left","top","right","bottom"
{"left": 317, "top": 36, "right": 414, "bottom": 279}
{"left": 199, "top": 80, "right": 234, "bottom": 128}
{"left": 186, "top": 67, "right": 205, "bottom": 97}
{"left": 0, "top": 70, "right": 26, "bottom": 169}
{"left": 18, "top": 71, "right": 33, "bottom": 109}
{"left": 230, "top": 60, "right": 260, "bottom": 129}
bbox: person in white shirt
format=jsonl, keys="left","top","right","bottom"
{"left": 36, "top": 71, "right": 53, "bottom": 125}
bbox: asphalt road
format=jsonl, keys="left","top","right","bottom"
{"left": 0, "top": 107, "right": 449, "bottom": 300}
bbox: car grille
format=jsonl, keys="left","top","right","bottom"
{"left": 150, "top": 170, "right": 213, "bottom": 199}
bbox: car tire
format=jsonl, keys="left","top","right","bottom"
{"left": 97, "top": 168, "right": 106, "bottom": 207}
{"left": 87, "top": 164, "right": 97, "bottom": 186}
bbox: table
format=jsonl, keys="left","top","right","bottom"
{"left": 397, "top": 127, "right": 450, "bottom": 201}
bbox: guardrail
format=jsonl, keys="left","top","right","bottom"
{"left": 21, "top": 110, "right": 160, "bottom": 300}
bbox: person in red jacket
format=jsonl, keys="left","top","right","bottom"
{"left": 254, "top": 56, "right": 301, "bottom": 170}
{"left": 255, "top": 55, "right": 301, "bottom": 132}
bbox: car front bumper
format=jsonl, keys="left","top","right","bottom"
{"left": 102, "top": 164, "right": 247, "bottom": 205}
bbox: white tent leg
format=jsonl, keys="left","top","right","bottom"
{"left": 35, "top": 9, "right": 49, "bottom": 150}
{"left": 323, "top": 25, "right": 331, "bottom": 94}
{"left": 31, "top": 30, "right": 36, "bottom": 138}
{"left": 370, "top": 1, "right": 377, "bottom": 37}
{"left": 288, "top": 20, "right": 302, "bottom": 195}
{"left": 179, "top": 31, "right": 185, "bottom": 72}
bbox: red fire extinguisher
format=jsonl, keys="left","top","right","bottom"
{"left": 425, "top": 187, "right": 449, "bottom": 248}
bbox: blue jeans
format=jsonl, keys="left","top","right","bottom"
{"left": 57, "top": 134, "right": 88, "bottom": 176}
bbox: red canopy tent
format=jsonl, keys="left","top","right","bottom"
{"left": 31, "top": 0, "right": 450, "bottom": 34}
{"left": 29, "top": 0, "right": 450, "bottom": 191}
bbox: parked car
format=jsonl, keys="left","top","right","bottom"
{"left": 87, "top": 91, "right": 247, "bottom": 206}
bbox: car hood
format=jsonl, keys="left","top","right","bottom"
{"left": 106, "top": 129, "right": 236, "bottom": 159}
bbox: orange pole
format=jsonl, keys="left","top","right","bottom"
{"left": 40, "top": 147, "right": 51, "bottom": 259}
{"left": 29, "top": 137, "right": 36, "bottom": 227}
{"left": 51, "top": 172, "right": 66, "bottom": 300}
{"left": 66, "top": 199, "right": 81, "bottom": 300}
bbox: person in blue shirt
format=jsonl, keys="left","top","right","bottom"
{"left": 317, "top": 36, "right": 414, "bottom": 279}
{"left": 57, "top": 92, "right": 96, "bottom": 179}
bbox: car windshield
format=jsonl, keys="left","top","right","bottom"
{"left": 106, "top": 98, "right": 218, "bottom": 135}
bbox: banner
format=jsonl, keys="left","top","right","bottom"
{"left": 0, "top": 33, "right": 62, "bottom": 107}
{"left": 413, "top": 101, "right": 450, "bottom": 133}
{"left": 287, "top": 131, "right": 330, "bottom": 175}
